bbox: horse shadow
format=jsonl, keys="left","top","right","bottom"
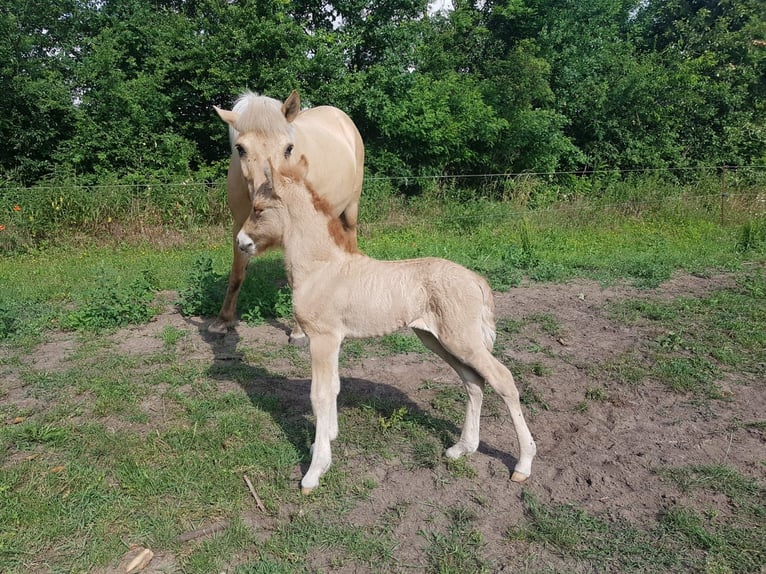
{"left": 181, "top": 295, "right": 521, "bottom": 477}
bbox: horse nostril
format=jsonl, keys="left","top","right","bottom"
{"left": 236, "top": 230, "right": 255, "bottom": 253}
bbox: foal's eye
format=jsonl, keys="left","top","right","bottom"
{"left": 284, "top": 143, "right": 294, "bottom": 158}
{"left": 235, "top": 144, "right": 246, "bottom": 157}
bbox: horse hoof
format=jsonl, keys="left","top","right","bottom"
{"left": 207, "top": 320, "right": 229, "bottom": 335}
{"left": 300, "top": 486, "right": 314, "bottom": 495}
{"left": 288, "top": 334, "right": 308, "bottom": 347}
{"left": 511, "top": 471, "right": 530, "bottom": 483}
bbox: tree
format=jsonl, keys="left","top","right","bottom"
{"left": 630, "top": 0, "right": 766, "bottom": 166}
{"left": 0, "top": 0, "right": 81, "bottom": 184}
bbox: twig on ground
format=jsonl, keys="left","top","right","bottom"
{"left": 175, "top": 521, "right": 230, "bottom": 543}
{"left": 244, "top": 474, "right": 267, "bottom": 512}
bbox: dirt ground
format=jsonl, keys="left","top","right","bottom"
{"left": 22, "top": 273, "right": 766, "bottom": 572}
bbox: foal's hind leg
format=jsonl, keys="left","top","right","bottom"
{"left": 461, "top": 349, "right": 536, "bottom": 482}
{"left": 413, "top": 328, "right": 485, "bottom": 459}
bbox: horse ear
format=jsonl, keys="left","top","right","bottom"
{"left": 214, "top": 105, "right": 239, "bottom": 127}
{"left": 282, "top": 91, "right": 301, "bottom": 123}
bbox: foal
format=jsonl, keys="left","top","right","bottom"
{"left": 237, "top": 157, "right": 536, "bottom": 494}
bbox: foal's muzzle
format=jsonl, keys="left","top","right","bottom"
{"left": 236, "top": 230, "right": 256, "bottom": 255}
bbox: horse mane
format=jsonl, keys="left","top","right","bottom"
{"left": 281, "top": 162, "right": 358, "bottom": 254}
{"left": 231, "top": 92, "right": 291, "bottom": 135}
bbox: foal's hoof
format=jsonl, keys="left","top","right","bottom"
{"left": 288, "top": 333, "right": 308, "bottom": 347}
{"left": 300, "top": 486, "right": 315, "bottom": 496}
{"left": 511, "top": 471, "right": 530, "bottom": 483}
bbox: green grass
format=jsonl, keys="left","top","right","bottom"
{"left": 606, "top": 270, "right": 765, "bottom": 397}
{"left": 510, "top": 475, "right": 765, "bottom": 573}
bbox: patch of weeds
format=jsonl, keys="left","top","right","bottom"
{"left": 530, "top": 260, "right": 570, "bottom": 282}
{"left": 510, "top": 470, "right": 765, "bottom": 573}
{"left": 741, "top": 420, "right": 766, "bottom": 431}
{"left": 181, "top": 517, "right": 256, "bottom": 574}
{"left": 378, "top": 406, "right": 410, "bottom": 432}
{"left": 527, "top": 312, "right": 562, "bottom": 338}
{"left": 520, "top": 384, "right": 550, "bottom": 412}
{"left": 160, "top": 325, "right": 187, "bottom": 349}
{"left": 176, "top": 256, "right": 227, "bottom": 317}
{"left": 380, "top": 332, "right": 426, "bottom": 354}
{"left": 431, "top": 386, "right": 464, "bottom": 420}
{"left": 620, "top": 252, "right": 673, "bottom": 288}
{"left": 422, "top": 505, "right": 489, "bottom": 574}
{"left": 63, "top": 267, "right": 159, "bottom": 331}
{"left": 497, "top": 317, "right": 525, "bottom": 335}
{"left": 609, "top": 298, "right": 679, "bottom": 323}
{"left": 742, "top": 267, "right": 765, "bottom": 292}
{"left": 411, "top": 438, "right": 443, "bottom": 470}
{"left": 735, "top": 218, "right": 766, "bottom": 253}
{"left": 660, "top": 505, "right": 764, "bottom": 573}
{"left": 659, "top": 464, "right": 763, "bottom": 511}
{"left": 177, "top": 256, "right": 291, "bottom": 324}
{"left": 518, "top": 219, "right": 539, "bottom": 269}
{"left": 531, "top": 361, "right": 551, "bottom": 376}
{"left": 510, "top": 491, "right": 602, "bottom": 550}
{"left": 652, "top": 356, "right": 724, "bottom": 398}
{"left": 7, "top": 422, "right": 70, "bottom": 449}
{"left": 444, "top": 455, "right": 477, "bottom": 478}
{"left": 656, "top": 330, "right": 689, "bottom": 351}
{"left": 257, "top": 512, "right": 395, "bottom": 571}
{"left": 510, "top": 491, "right": 684, "bottom": 570}
{"left": 598, "top": 353, "right": 646, "bottom": 386}
{"left": 479, "top": 264, "right": 523, "bottom": 291}
{"left": 0, "top": 301, "right": 30, "bottom": 341}
{"left": 585, "top": 386, "right": 609, "bottom": 402}
{"left": 0, "top": 297, "right": 60, "bottom": 346}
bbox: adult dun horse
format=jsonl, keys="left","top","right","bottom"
{"left": 209, "top": 91, "right": 364, "bottom": 341}
{"left": 236, "top": 155, "right": 537, "bottom": 494}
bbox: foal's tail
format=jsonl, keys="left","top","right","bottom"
{"left": 478, "top": 278, "right": 497, "bottom": 352}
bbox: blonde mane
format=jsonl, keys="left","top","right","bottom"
{"left": 230, "top": 92, "right": 292, "bottom": 136}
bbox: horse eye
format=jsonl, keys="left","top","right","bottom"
{"left": 235, "top": 144, "right": 246, "bottom": 157}
{"left": 284, "top": 143, "right": 294, "bottom": 158}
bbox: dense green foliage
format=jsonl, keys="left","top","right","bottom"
{"left": 1, "top": 0, "right": 764, "bottom": 187}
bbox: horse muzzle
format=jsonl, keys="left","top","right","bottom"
{"left": 236, "top": 230, "right": 256, "bottom": 255}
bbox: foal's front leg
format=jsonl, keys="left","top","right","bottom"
{"left": 301, "top": 334, "right": 342, "bottom": 494}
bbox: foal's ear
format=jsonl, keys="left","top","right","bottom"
{"left": 282, "top": 91, "right": 301, "bottom": 123}
{"left": 214, "top": 106, "right": 239, "bottom": 127}
{"left": 278, "top": 155, "right": 309, "bottom": 184}
{"left": 294, "top": 155, "right": 309, "bottom": 181}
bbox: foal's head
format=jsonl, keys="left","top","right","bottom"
{"left": 235, "top": 155, "right": 310, "bottom": 256}
{"left": 215, "top": 91, "right": 302, "bottom": 199}
{"left": 236, "top": 157, "right": 356, "bottom": 256}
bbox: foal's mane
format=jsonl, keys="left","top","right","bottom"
{"left": 281, "top": 161, "right": 358, "bottom": 255}
{"left": 232, "top": 92, "right": 290, "bottom": 135}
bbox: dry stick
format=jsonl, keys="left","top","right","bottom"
{"left": 175, "top": 521, "right": 230, "bottom": 543}
{"left": 243, "top": 475, "right": 267, "bottom": 512}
